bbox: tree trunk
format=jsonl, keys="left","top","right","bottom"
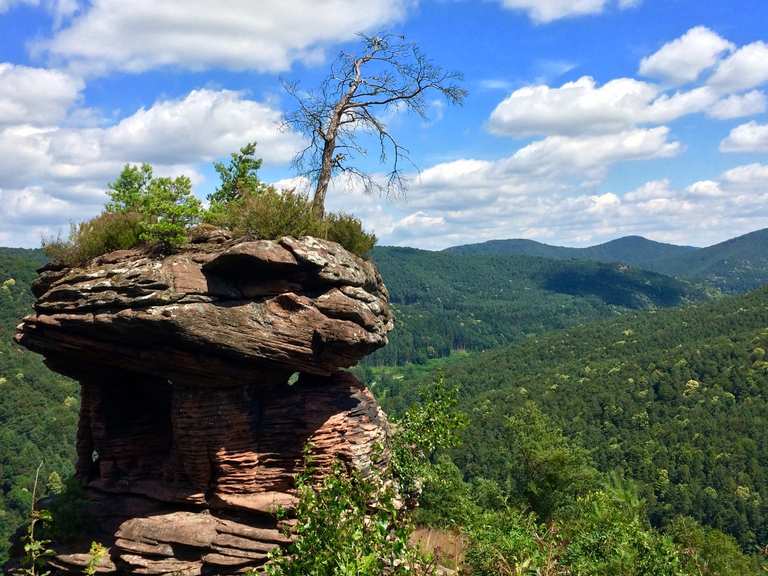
{"left": 313, "top": 133, "right": 337, "bottom": 218}
{"left": 312, "top": 69, "right": 358, "bottom": 219}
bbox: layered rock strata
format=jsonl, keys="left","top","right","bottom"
{"left": 13, "top": 232, "right": 394, "bottom": 575}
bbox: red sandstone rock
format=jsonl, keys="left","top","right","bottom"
{"left": 17, "top": 236, "right": 392, "bottom": 379}
{"left": 12, "top": 234, "right": 394, "bottom": 575}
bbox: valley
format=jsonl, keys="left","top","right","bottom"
{"left": 2, "top": 228, "right": 768, "bottom": 570}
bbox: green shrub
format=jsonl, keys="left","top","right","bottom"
{"left": 411, "top": 456, "right": 473, "bottom": 528}
{"left": 209, "top": 141, "right": 266, "bottom": 205}
{"left": 667, "top": 516, "right": 762, "bottom": 575}
{"left": 44, "top": 164, "right": 203, "bottom": 265}
{"left": 462, "top": 508, "right": 549, "bottom": 576}
{"left": 206, "top": 187, "right": 320, "bottom": 239}
{"left": 462, "top": 488, "right": 690, "bottom": 576}
{"left": 45, "top": 477, "right": 94, "bottom": 545}
{"left": 324, "top": 212, "right": 377, "bottom": 257}
{"left": 104, "top": 163, "right": 151, "bottom": 213}
{"left": 557, "top": 488, "right": 686, "bottom": 576}
{"left": 265, "top": 376, "right": 466, "bottom": 575}
{"left": 44, "top": 149, "right": 375, "bottom": 265}
{"left": 106, "top": 164, "right": 201, "bottom": 249}
{"left": 84, "top": 542, "right": 108, "bottom": 576}
{"left": 205, "top": 141, "right": 376, "bottom": 256}
{"left": 43, "top": 212, "right": 143, "bottom": 266}
{"left": 466, "top": 401, "right": 600, "bottom": 521}
{"left": 136, "top": 175, "right": 201, "bottom": 248}
{"left": 390, "top": 374, "right": 468, "bottom": 496}
{"left": 205, "top": 188, "right": 376, "bottom": 257}
{"left": 264, "top": 460, "right": 428, "bottom": 576}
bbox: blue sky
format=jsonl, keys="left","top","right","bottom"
{"left": 1, "top": 0, "right": 767, "bottom": 249}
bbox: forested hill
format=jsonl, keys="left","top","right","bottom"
{"left": 0, "top": 247, "right": 78, "bottom": 564}
{"left": 369, "top": 285, "right": 768, "bottom": 550}
{"left": 370, "top": 245, "right": 708, "bottom": 364}
{"left": 647, "top": 227, "right": 768, "bottom": 293}
{"left": 446, "top": 227, "right": 768, "bottom": 293}
{"left": 446, "top": 235, "right": 697, "bottom": 267}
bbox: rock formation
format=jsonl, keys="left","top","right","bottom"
{"left": 13, "top": 230, "right": 394, "bottom": 575}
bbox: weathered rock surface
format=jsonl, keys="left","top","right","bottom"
{"left": 12, "top": 234, "right": 394, "bottom": 575}
{"left": 18, "top": 235, "right": 392, "bottom": 379}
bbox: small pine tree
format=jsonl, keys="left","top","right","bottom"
{"left": 209, "top": 142, "right": 265, "bottom": 205}
{"left": 105, "top": 163, "right": 154, "bottom": 213}
{"left": 106, "top": 164, "right": 201, "bottom": 249}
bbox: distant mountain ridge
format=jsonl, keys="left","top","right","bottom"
{"left": 446, "top": 227, "right": 768, "bottom": 293}
{"left": 445, "top": 235, "right": 698, "bottom": 267}
{"left": 647, "top": 228, "right": 768, "bottom": 293}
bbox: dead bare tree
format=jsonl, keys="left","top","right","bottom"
{"left": 283, "top": 33, "right": 467, "bottom": 217}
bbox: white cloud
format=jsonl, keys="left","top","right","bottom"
{"left": 720, "top": 121, "right": 768, "bottom": 153}
{"left": 532, "top": 59, "right": 577, "bottom": 82}
{"left": 500, "top": 0, "right": 606, "bottom": 23}
{"left": 0, "top": 186, "right": 84, "bottom": 224}
{"left": 0, "top": 63, "right": 83, "bottom": 126}
{"left": 0, "top": 184, "right": 103, "bottom": 248}
{"left": 488, "top": 76, "right": 716, "bottom": 136}
{"left": 647, "top": 87, "right": 717, "bottom": 122}
{"left": 0, "top": 89, "right": 304, "bottom": 244}
{"left": 624, "top": 178, "right": 673, "bottom": 201}
{"left": 0, "top": 0, "right": 78, "bottom": 25}
{"left": 489, "top": 30, "right": 768, "bottom": 139}
{"left": 587, "top": 192, "right": 620, "bottom": 213}
{"left": 722, "top": 163, "right": 768, "bottom": 186}
{"left": 708, "top": 41, "right": 768, "bottom": 93}
{"left": 479, "top": 79, "right": 515, "bottom": 91}
{"left": 390, "top": 212, "right": 448, "bottom": 239}
{"left": 36, "top": 0, "right": 410, "bottom": 75}
{"left": 490, "top": 77, "right": 654, "bottom": 136}
{"left": 707, "top": 90, "right": 766, "bottom": 119}
{"left": 46, "top": 0, "right": 79, "bottom": 27}
{"left": 639, "top": 27, "right": 733, "bottom": 85}
{"left": 498, "top": 0, "right": 636, "bottom": 23}
{"left": 0, "top": 89, "right": 302, "bottom": 186}
{"left": 399, "top": 128, "right": 680, "bottom": 210}
{"left": 365, "top": 161, "right": 768, "bottom": 250}
{"left": 101, "top": 89, "right": 302, "bottom": 165}
{"left": 503, "top": 127, "right": 680, "bottom": 178}
{"left": 685, "top": 180, "right": 723, "bottom": 197}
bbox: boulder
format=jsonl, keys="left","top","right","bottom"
{"left": 12, "top": 234, "right": 394, "bottom": 575}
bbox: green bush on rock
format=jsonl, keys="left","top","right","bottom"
{"left": 43, "top": 212, "right": 143, "bottom": 266}
{"left": 44, "top": 163, "right": 202, "bottom": 265}
{"left": 204, "top": 186, "right": 376, "bottom": 257}
{"left": 43, "top": 143, "right": 376, "bottom": 266}
{"left": 205, "top": 142, "right": 375, "bottom": 256}
{"left": 106, "top": 164, "right": 202, "bottom": 249}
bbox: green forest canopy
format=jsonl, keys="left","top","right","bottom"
{"left": 0, "top": 248, "right": 78, "bottom": 564}
{"left": 368, "top": 245, "right": 709, "bottom": 365}
{"left": 365, "top": 285, "right": 768, "bottom": 552}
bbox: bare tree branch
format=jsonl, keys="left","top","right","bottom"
{"left": 282, "top": 33, "right": 467, "bottom": 217}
